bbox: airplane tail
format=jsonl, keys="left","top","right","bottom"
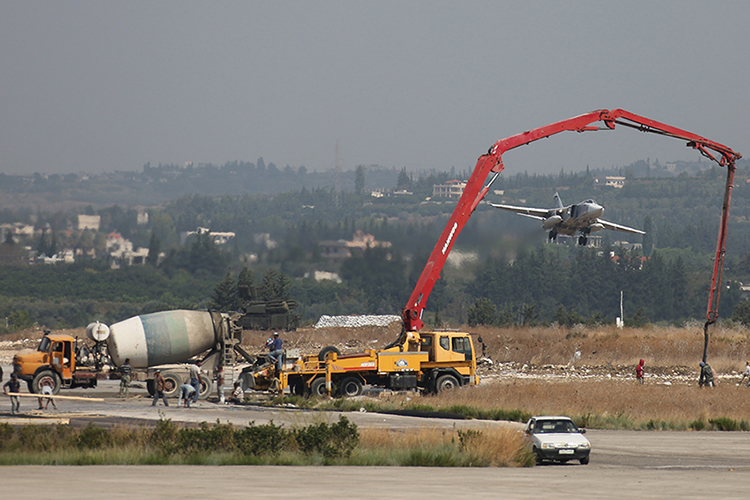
{"left": 553, "top": 192, "right": 564, "bottom": 209}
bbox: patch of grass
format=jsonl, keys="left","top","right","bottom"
{"left": 0, "top": 418, "right": 531, "bottom": 467}
{"left": 708, "top": 417, "right": 750, "bottom": 431}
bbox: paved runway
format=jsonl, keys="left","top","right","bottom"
{"left": 2, "top": 379, "right": 750, "bottom": 498}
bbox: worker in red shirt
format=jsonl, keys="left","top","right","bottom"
{"left": 636, "top": 359, "right": 645, "bottom": 385}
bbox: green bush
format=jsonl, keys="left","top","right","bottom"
{"left": 293, "top": 416, "right": 359, "bottom": 458}
{"left": 77, "top": 423, "right": 112, "bottom": 449}
{"left": 689, "top": 419, "right": 706, "bottom": 431}
{"left": 236, "top": 421, "right": 289, "bottom": 456}
{"left": 457, "top": 429, "right": 481, "bottom": 451}
{"left": 150, "top": 417, "right": 178, "bottom": 454}
{"left": 708, "top": 417, "right": 747, "bottom": 431}
{"left": 176, "top": 421, "right": 236, "bottom": 454}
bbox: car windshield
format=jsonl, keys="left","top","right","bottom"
{"left": 534, "top": 420, "right": 579, "bottom": 434}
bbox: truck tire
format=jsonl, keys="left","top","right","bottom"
{"left": 338, "top": 377, "right": 363, "bottom": 397}
{"left": 435, "top": 374, "right": 459, "bottom": 393}
{"left": 290, "top": 379, "right": 305, "bottom": 396}
{"left": 146, "top": 379, "right": 155, "bottom": 396}
{"left": 309, "top": 377, "right": 328, "bottom": 397}
{"left": 318, "top": 346, "right": 340, "bottom": 362}
{"left": 161, "top": 371, "right": 182, "bottom": 398}
{"left": 32, "top": 370, "right": 61, "bottom": 395}
{"left": 198, "top": 378, "right": 211, "bottom": 399}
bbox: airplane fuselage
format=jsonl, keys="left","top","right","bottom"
{"left": 489, "top": 193, "right": 644, "bottom": 245}
{"left": 553, "top": 200, "right": 604, "bottom": 236}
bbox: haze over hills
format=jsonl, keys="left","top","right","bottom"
{"left": 1, "top": 156, "right": 745, "bottom": 209}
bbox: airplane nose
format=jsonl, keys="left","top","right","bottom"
{"left": 591, "top": 204, "right": 604, "bottom": 218}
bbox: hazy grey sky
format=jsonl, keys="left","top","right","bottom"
{"left": 1, "top": 1, "right": 748, "bottom": 176}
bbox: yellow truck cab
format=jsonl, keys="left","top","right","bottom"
{"left": 248, "top": 330, "right": 478, "bottom": 397}
{"left": 13, "top": 332, "right": 98, "bottom": 394}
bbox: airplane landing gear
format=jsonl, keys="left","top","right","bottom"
{"left": 548, "top": 231, "right": 558, "bottom": 242}
{"left": 578, "top": 235, "right": 588, "bottom": 246}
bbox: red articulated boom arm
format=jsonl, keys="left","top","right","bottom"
{"left": 402, "top": 109, "right": 741, "bottom": 333}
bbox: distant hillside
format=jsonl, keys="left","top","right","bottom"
{"left": 0, "top": 161, "right": 400, "bottom": 209}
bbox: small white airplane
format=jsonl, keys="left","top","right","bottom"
{"left": 489, "top": 192, "right": 645, "bottom": 246}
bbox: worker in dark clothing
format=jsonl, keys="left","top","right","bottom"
{"left": 3, "top": 373, "right": 21, "bottom": 414}
{"left": 699, "top": 361, "right": 715, "bottom": 388}
{"left": 268, "top": 331, "right": 283, "bottom": 372}
{"left": 119, "top": 358, "right": 132, "bottom": 398}
{"left": 151, "top": 370, "right": 169, "bottom": 407}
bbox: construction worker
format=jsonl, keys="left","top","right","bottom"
{"left": 188, "top": 360, "right": 202, "bottom": 404}
{"left": 151, "top": 370, "right": 169, "bottom": 407}
{"left": 699, "top": 361, "right": 715, "bottom": 388}
{"left": 268, "top": 331, "right": 283, "bottom": 372}
{"left": 215, "top": 366, "right": 225, "bottom": 404}
{"left": 38, "top": 377, "right": 57, "bottom": 410}
{"left": 178, "top": 383, "right": 196, "bottom": 408}
{"left": 119, "top": 358, "right": 132, "bottom": 398}
{"left": 636, "top": 359, "right": 645, "bottom": 385}
{"left": 3, "top": 373, "right": 21, "bottom": 415}
{"left": 738, "top": 361, "right": 750, "bottom": 387}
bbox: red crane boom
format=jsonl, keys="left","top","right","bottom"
{"left": 402, "top": 109, "right": 741, "bottom": 335}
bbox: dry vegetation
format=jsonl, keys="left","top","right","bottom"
{"left": 5, "top": 322, "right": 750, "bottom": 428}
{"left": 283, "top": 322, "right": 750, "bottom": 428}
{"left": 358, "top": 426, "right": 532, "bottom": 467}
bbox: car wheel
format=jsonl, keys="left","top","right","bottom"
{"left": 580, "top": 456, "right": 590, "bottom": 465}
{"left": 532, "top": 447, "right": 543, "bottom": 465}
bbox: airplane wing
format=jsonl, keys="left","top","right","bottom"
{"left": 597, "top": 219, "right": 646, "bottom": 235}
{"left": 488, "top": 203, "right": 550, "bottom": 220}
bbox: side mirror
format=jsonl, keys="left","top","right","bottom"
{"left": 477, "top": 336, "right": 483, "bottom": 343}
{"left": 580, "top": 429, "right": 586, "bottom": 434}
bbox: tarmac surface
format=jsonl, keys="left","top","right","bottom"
{"left": 2, "top": 378, "right": 750, "bottom": 498}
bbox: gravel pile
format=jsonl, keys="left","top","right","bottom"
{"left": 314, "top": 315, "right": 402, "bottom": 328}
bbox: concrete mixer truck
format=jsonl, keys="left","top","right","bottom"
{"left": 12, "top": 309, "right": 253, "bottom": 398}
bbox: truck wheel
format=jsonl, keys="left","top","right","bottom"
{"left": 290, "top": 379, "right": 305, "bottom": 396}
{"left": 338, "top": 377, "right": 363, "bottom": 397}
{"left": 435, "top": 374, "right": 459, "bottom": 393}
{"left": 146, "top": 379, "right": 155, "bottom": 396}
{"left": 32, "top": 370, "right": 61, "bottom": 395}
{"left": 318, "top": 346, "right": 340, "bottom": 362}
{"left": 161, "top": 371, "right": 182, "bottom": 398}
{"left": 198, "top": 378, "right": 211, "bottom": 399}
{"left": 310, "top": 377, "right": 328, "bottom": 397}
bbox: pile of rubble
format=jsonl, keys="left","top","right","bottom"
{"left": 476, "top": 358, "right": 704, "bottom": 385}
{"left": 314, "top": 315, "right": 402, "bottom": 328}
{"left": 0, "top": 338, "right": 39, "bottom": 366}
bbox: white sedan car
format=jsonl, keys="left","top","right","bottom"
{"left": 524, "top": 416, "right": 591, "bottom": 465}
